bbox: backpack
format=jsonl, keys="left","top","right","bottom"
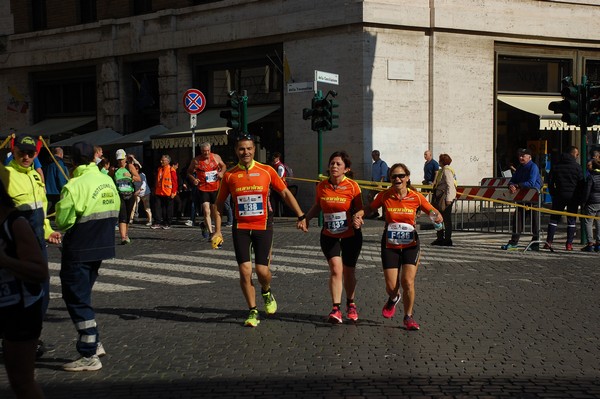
{"left": 283, "top": 163, "right": 294, "bottom": 178}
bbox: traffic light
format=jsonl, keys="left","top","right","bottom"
{"left": 325, "top": 98, "right": 339, "bottom": 130}
{"left": 586, "top": 83, "right": 600, "bottom": 126}
{"left": 302, "top": 90, "right": 339, "bottom": 131}
{"left": 548, "top": 77, "right": 583, "bottom": 126}
{"left": 220, "top": 96, "right": 241, "bottom": 133}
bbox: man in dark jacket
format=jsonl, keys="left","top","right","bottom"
{"left": 545, "top": 146, "right": 584, "bottom": 251}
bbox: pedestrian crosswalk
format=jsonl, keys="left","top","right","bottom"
{"left": 47, "top": 230, "right": 593, "bottom": 297}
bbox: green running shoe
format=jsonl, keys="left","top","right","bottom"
{"left": 244, "top": 309, "right": 260, "bottom": 327}
{"left": 262, "top": 291, "right": 278, "bottom": 315}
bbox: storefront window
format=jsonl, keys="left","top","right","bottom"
{"left": 498, "top": 55, "right": 571, "bottom": 93}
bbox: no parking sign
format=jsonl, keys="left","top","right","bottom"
{"left": 183, "top": 88, "right": 206, "bottom": 115}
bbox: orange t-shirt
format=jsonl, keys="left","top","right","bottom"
{"left": 370, "top": 188, "right": 435, "bottom": 249}
{"left": 315, "top": 176, "right": 363, "bottom": 238}
{"left": 217, "top": 160, "right": 287, "bottom": 230}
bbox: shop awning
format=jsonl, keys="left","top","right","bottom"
{"left": 15, "top": 116, "right": 97, "bottom": 137}
{"left": 498, "top": 94, "right": 599, "bottom": 131}
{"left": 49, "top": 128, "right": 122, "bottom": 147}
{"left": 105, "top": 125, "right": 168, "bottom": 146}
{"left": 151, "top": 105, "right": 280, "bottom": 149}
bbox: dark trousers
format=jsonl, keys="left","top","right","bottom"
{"left": 546, "top": 198, "right": 578, "bottom": 244}
{"left": 436, "top": 201, "right": 454, "bottom": 241}
{"left": 155, "top": 195, "right": 174, "bottom": 226}
{"left": 510, "top": 206, "right": 539, "bottom": 244}
{"left": 60, "top": 260, "right": 102, "bottom": 357}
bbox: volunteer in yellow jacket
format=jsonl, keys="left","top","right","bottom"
{"left": 55, "top": 142, "right": 120, "bottom": 372}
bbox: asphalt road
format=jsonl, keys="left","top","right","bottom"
{"left": 1, "top": 218, "right": 599, "bottom": 398}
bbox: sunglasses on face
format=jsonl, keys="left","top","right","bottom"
{"left": 18, "top": 150, "right": 36, "bottom": 158}
{"left": 391, "top": 173, "right": 407, "bottom": 180}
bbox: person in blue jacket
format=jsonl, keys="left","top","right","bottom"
{"left": 501, "top": 148, "right": 543, "bottom": 250}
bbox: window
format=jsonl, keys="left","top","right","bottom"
{"left": 585, "top": 59, "right": 600, "bottom": 83}
{"left": 133, "top": 0, "right": 152, "bottom": 15}
{"left": 33, "top": 69, "right": 96, "bottom": 119}
{"left": 31, "top": 0, "right": 47, "bottom": 31}
{"left": 80, "top": 0, "right": 97, "bottom": 24}
{"left": 497, "top": 55, "right": 572, "bottom": 93}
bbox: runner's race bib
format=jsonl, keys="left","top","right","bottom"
{"left": 237, "top": 194, "right": 264, "bottom": 217}
{"left": 0, "top": 269, "right": 21, "bottom": 307}
{"left": 205, "top": 170, "right": 218, "bottom": 183}
{"left": 387, "top": 223, "right": 416, "bottom": 245}
{"left": 324, "top": 211, "right": 348, "bottom": 234}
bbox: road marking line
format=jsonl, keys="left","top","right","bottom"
{"left": 49, "top": 274, "right": 144, "bottom": 293}
{"left": 49, "top": 262, "right": 210, "bottom": 285}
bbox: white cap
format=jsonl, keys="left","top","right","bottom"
{"left": 115, "top": 149, "right": 126, "bottom": 160}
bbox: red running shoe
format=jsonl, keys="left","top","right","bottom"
{"left": 382, "top": 295, "right": 401, "bottom": 319}
{"left": 403, "top": 315, "right": 420, "bottom": 331}
{"left": 328, "top": 307, "right": 342, "bottom": 324}
{"left": 346, "top": 304, "right": 359, "bottom": 322}
{"left": 566, "top": 243, "right": 573, "bottom": 251}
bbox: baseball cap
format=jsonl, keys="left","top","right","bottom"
{"left": 14, "top": 134, "right": 37, "bottom": 152}
{"left": 517, "top": 148, "right": 532, "bottom": 156}
{"left": 115, "top": 149, "right": 126, "bottom": 160}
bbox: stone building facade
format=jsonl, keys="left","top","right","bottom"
{"left": 1, "top": 0, "right": 600, "bottom": 208}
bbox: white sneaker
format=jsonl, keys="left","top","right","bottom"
{"left": 63, "top": 355, "right": 102, "bottom": 371}
{"left": 184, "top": 220, "right": 193, "bottom": 227}
{"left": 96, "top": 342, "right": 106, "bottom": 357}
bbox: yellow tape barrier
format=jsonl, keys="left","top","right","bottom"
{"left": 287, "top": 176, "right": 599, "bottom": 221}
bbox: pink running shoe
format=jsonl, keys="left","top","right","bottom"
{"left": 403, "top": 315, "right": 420, "bottom": 331}
{"left": 346, "top": 304, "right": 359, "bottom": 322}
{"left": 382, "top": 295, "right": 401, "bottom": 319}
{"left": 328, "top": 307, "right": 343, "bottom": 324}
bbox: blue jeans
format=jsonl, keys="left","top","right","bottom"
{"left": 60, "top": 260, "right": 102, "bottom": 357}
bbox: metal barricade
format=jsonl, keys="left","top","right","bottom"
{"left": 451, "top": 185, "right": 543, "bottom": 240}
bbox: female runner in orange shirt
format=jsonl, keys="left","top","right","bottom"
{"left": 353, "top": 163, "right": 443, "bottom": 330}
{"left": 305, "top": 151, "right": 363, "bottom": 323}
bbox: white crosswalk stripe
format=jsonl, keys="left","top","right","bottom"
{"left": 47, "top": 230, "right": 579, "bottom": 296}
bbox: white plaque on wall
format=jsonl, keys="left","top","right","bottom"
{"left": 387, "top": 60, "right": 415, "bottom": 81}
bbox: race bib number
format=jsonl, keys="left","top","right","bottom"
{"left": 324, "top": 211, "right": 348, "bottom": 235}
{"left": 205, "top": 171, "right": 218, "bottom": 183}
{"left": 0, "top": 269, "right": 21, "bottom": 307}
{"left": 387, "top": 223, "right": 416, "bottom": 245}
{"left": 237, "top": 195, "right": 264, "bottom": 217}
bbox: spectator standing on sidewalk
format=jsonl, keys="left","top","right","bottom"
{"left": 582, "top": 158, "right": 600, "bottom": 252}
{"left": 211, "top": 134, "right": 307, "bottom": 328}
{"left": 305, "top": 151, "right": 363, "bottom": 324}
{"left": 544, "top": 146, "right": 584, "bottom": 251}
{"left": 353, "top": 162, "right": 443, "bottom": 331}
{"left": 422, "top": 150, "right": 439, "bottom": 185}
{"left": 187, "top": 143, "right": 227, "bottom": 239}
{"left": 270, "top": 152, "right": 287, "bottom": 217}
{"left": 44, "top": 147, "right": 69, "bottom": 214}
{"left": 430, "top": 153, "right": 457, "bottom": 246}
{"left": 55, "top": 142, "right": 120, "bottom": 372}
{"left": 152, "top": 154, "right": 178, "bottom": 230}
{"left": 0, "top": 172, "right": 48, "bottom": 398}
{"left": 501, "top": 148, "right": 543, "bottom": 250}
{"left": 113, "top": 149, "right": 140, "bottom": 244}
{"left": 368, "top": 150, "right": 389, "bottom": 219}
